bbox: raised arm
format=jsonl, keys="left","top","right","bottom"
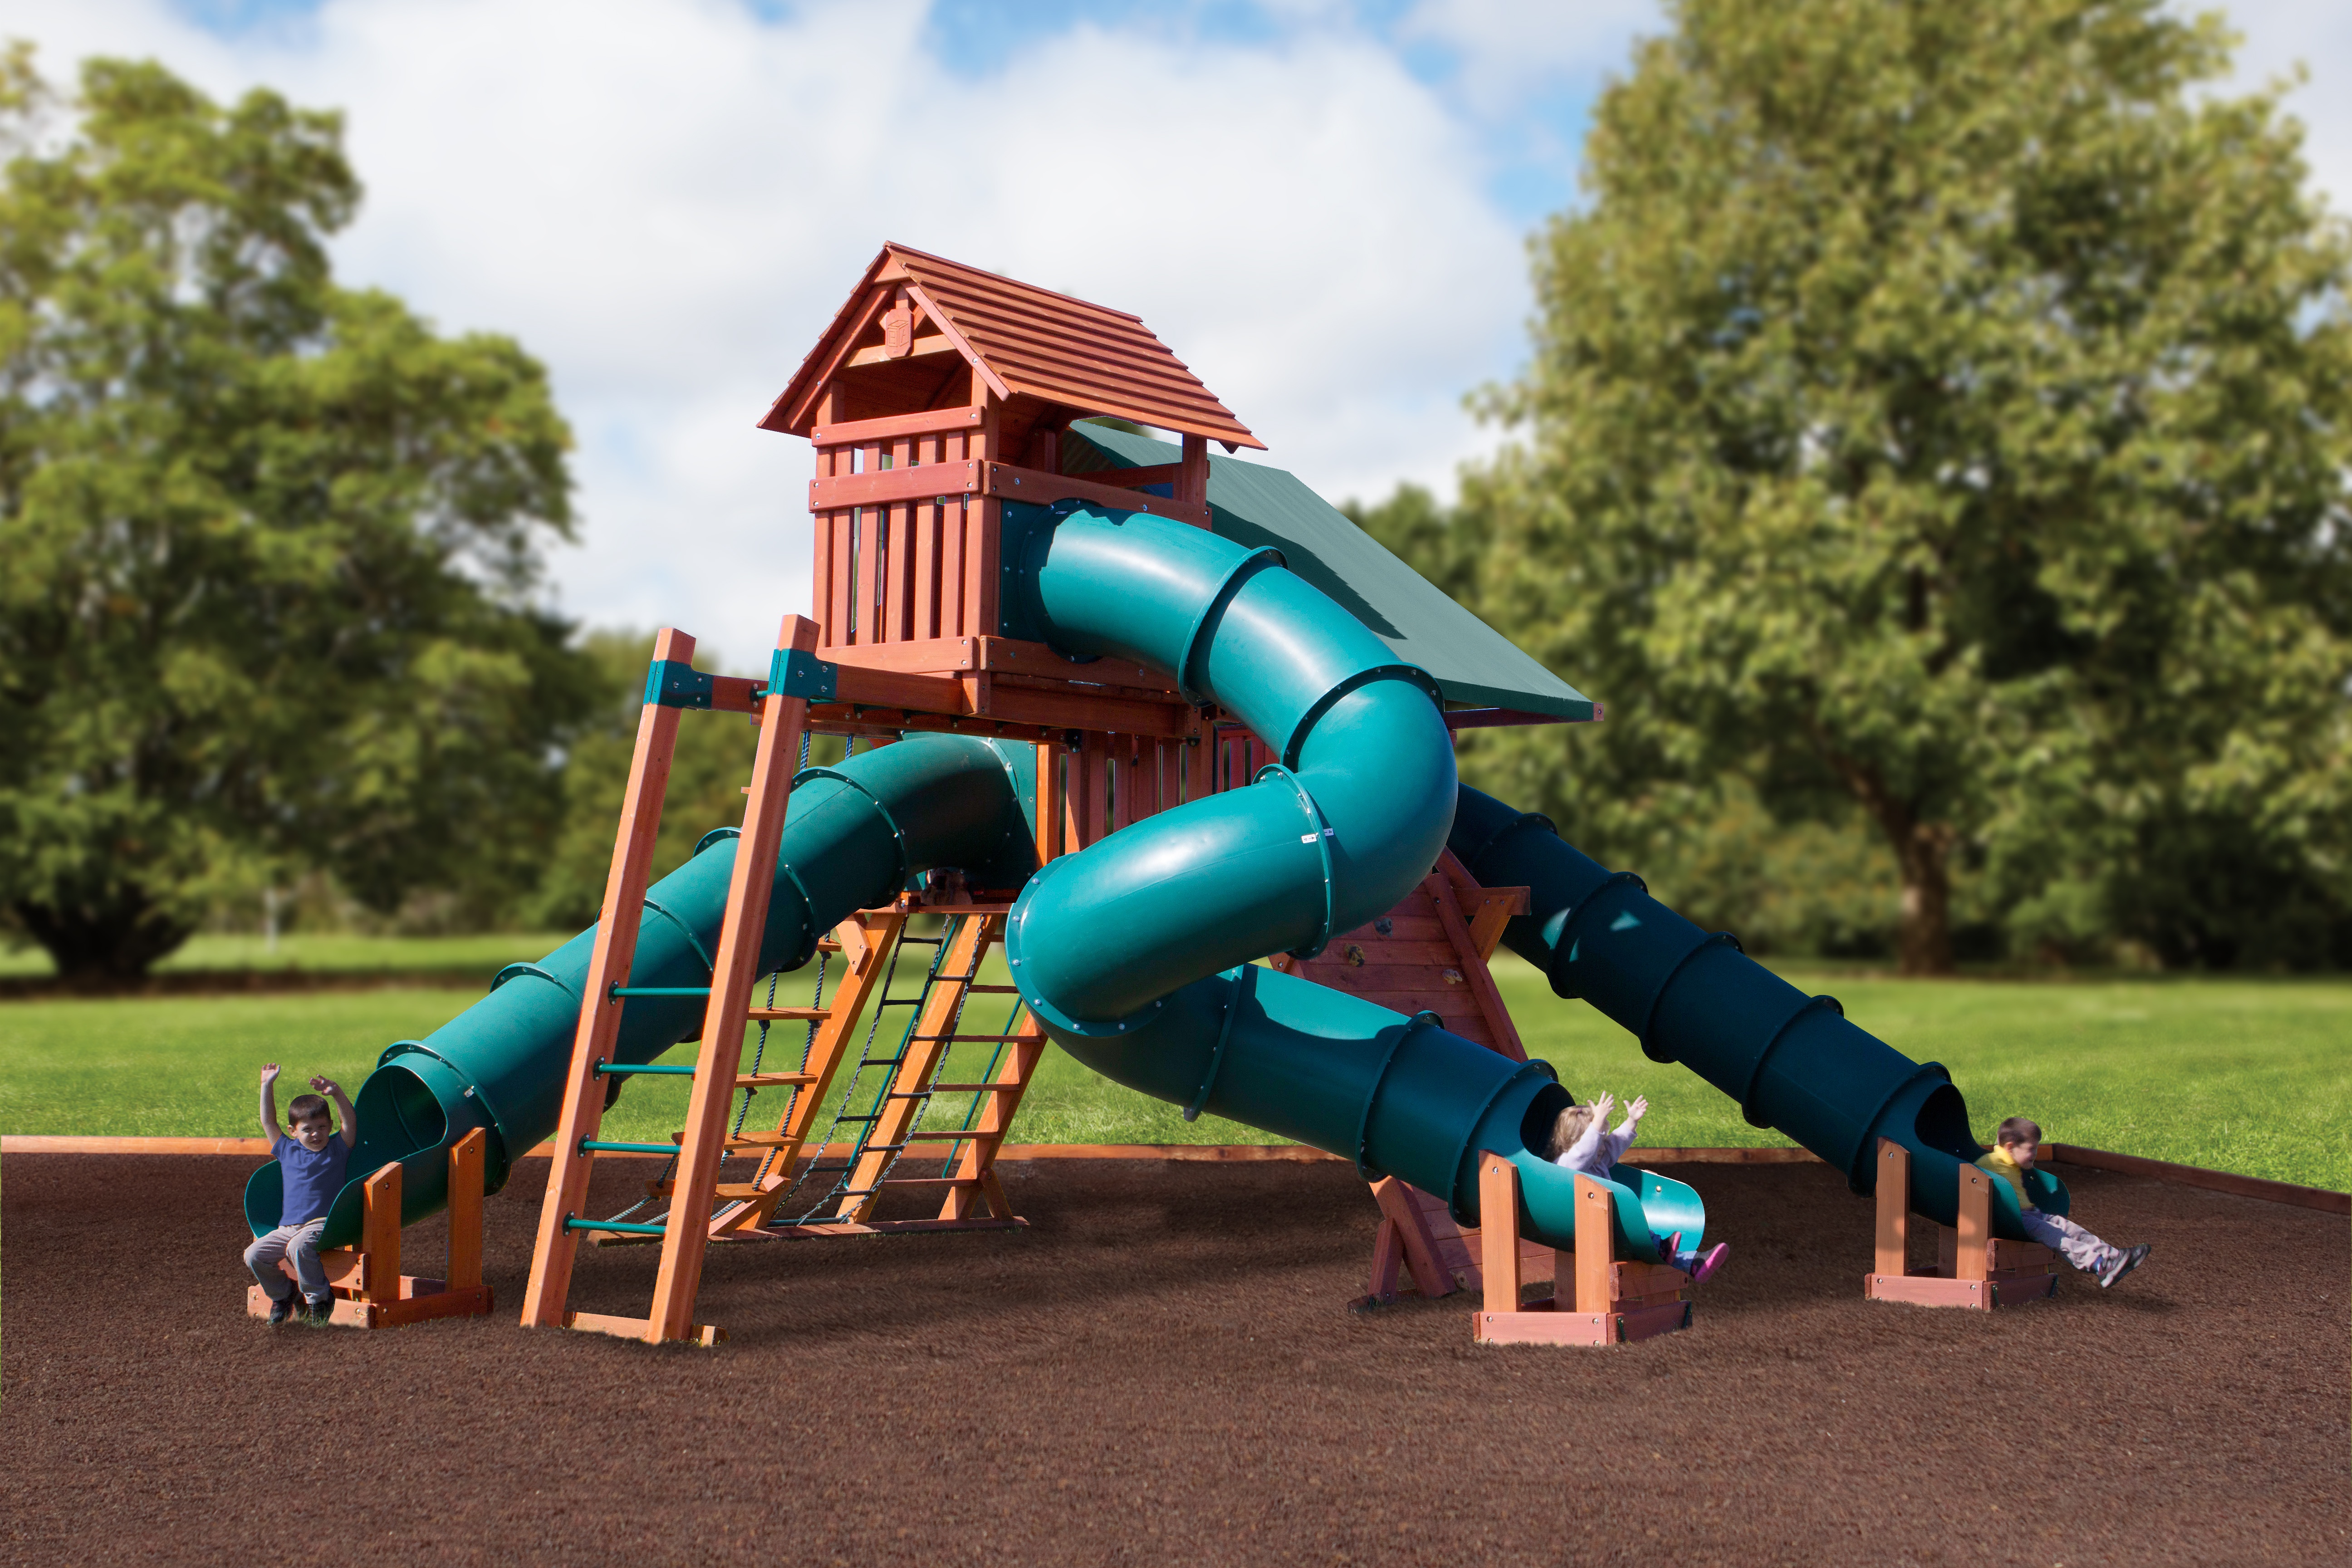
{"left": 258, "top": 1064, "right": 284, "bottom": 1146}
{"left": 312, "top": 1076, "right": 358, "bottom": 1149}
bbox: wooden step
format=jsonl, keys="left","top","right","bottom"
{"left": 734, "top": 1072, "right": 820, "bottom": 1088}
{"left": 923, "top": 1082, "right": 1021, "bottom": 1094}
{"left": 904, "top": 1128, "right": 996, "bottom": 1142}
{"left": 745, "top": 1007, "right": 830, "bottom": 1022}
{"left": 713, "top": 1182, "right": 783, "bottom": 1200}
{"left": 724, "top": 1132, "right": 802, "bottom": 1150}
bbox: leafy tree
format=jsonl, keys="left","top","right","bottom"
{"left": 0, "top": 49, "right": 593, "bottom": 977}
{"left": 525, "top": 632, "right": 762, "bottom": 932}
{"left": 1460, "top": 0, "right": 2352, "bottom": 973}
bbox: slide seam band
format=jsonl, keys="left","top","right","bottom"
{"left": 1352, "top": 1010, "right": 1441, "bottom": 1180}
{"left": 1175, "top": 547, "right": 1284, "bottom": 706}
{"left": 1253, "top": 762, "right": 1336, "bottom": 960}
{"left": 640, "top": 897, "right": 715, "bottom": 975}
{"left": 1183, "top": 964, "right": 1255, "bottom": 1123}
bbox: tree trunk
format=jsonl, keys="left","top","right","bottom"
{"left": 15, "top": 890, "right": 194, "bottom": 985}
{"left": 1888, "top": 819, "right": 1956, "bottom": 977}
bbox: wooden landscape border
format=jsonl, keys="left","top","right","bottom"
{"left": 5, "top": 1136, "right": 2342, "bottom": 1215}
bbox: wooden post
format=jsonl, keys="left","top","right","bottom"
{"left": 446, "top": 1128, "right": 486, "bottom": 1294}
{"left": 1478, "top": 1154, "right": 1521, "bottom": 1315}
{"left": 1955, "top": 1166, "right": 1991, "bottom": 1283}
{"left": 1176, "top": 433, "right": 1209, "bottom": 514}
{"left": 522, "top": 627, "right": 695, "bottom": 1329}
{"left": 362, "top": 1161, "right": 402, "bottom": 1309}
{"left": 1573, "top": 1175, "right": 1614, "bottom": 1316}
{"left": 1034, "top": 741, "right": 1063, "bottom": 864}
{"left": 646, "top": 614, "right": 819, "bottom": 1343}
{"left": 1369, "top": 1176, "right": 1456, "bottom": 1300}
{"left": 1873, "top": 1137, "right": 1909, "bottom": 1279}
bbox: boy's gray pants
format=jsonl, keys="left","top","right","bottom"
{"left": 2019, "top": 1211, "right": 2121, "bottom": 1274}
{"left": 244, "top": 1218, "right": 329, "bottom": 1301}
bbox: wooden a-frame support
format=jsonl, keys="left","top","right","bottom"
{"left": 1864, "top": 1139, "right": 2058, "bottom": 1310}
{"left": 246, "top": 1128, "right": 493, "bottom": 1329}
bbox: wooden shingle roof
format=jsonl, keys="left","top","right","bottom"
{"left": 760, "top": 243, "right": 1264, "bottom": 450}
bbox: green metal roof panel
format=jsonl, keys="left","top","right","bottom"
{"left": 1063, "top": 424, "right": 1593, "bottom": 721}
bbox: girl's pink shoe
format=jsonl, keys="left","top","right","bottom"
{"left": 1690, "top": 1242, "right": 1730, "bottom": 1284}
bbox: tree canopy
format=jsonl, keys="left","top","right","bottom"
{"left": 1453, "top": 0, "right": 2352, "bottom": 973}
{"left": 0, "top": 48, "right": 594, "bottom": 977}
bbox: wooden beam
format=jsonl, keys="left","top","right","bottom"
{"left": 446, "top": 1128, "right": 486, "bottom": 1294}
{"left": 1573, "top": 1175, "right": 1614, "bottom": 1315}
{"left": 980, "top": 461, "right": 1209, "bottom": 527}
{"left": 1177, "top": 433, "right": 1208, "bottom": 510}
{"left": 646, "top": 614, "right": 819, "bottom": 1344}
{"left": 362, "top": 1161, "right": 402, "bottom": 1308}
{"left": 810, "top": 405, "right": 986, "bottom": 448}
{"left": 1955, "top": 1165, "right": 1991, "bottom": 1284}
{"left": 1478, "top": 1153, "right": 1522, "bottom": 1315}
{"left": 521, "top": 626, "right": 694, "bottom": 1330}
{"left": 1872, "top": 1137, "right": 1908, "bottom": 1281}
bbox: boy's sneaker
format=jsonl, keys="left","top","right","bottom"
{"left": 2097, "top": 1244, "right": 2151, "bottom": 1289}
{"left": 303, "top": 1294, "right": 334, "bottom": 1323}
{"left": 1690, "top": 1243, "right": 1731, "bottom": 1285}
{"left": 266, "top": 1293, "right": 295, "bottom": 1325}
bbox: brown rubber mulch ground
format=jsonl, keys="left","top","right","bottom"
{"left": 3, "top": 1153, "right": 2344, "bottom": 1566}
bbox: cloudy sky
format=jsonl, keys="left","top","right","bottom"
{"left": 10, "top": 0, "right": 2349, "bottom": 667}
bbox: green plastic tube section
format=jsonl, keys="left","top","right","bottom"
{"left": 244, "top": 736, "right": 1039, "bottom": 1248}
{"left": 1446, "top": 784, "right": 2067, "bottom": 1239}
{"left": 1000, "top": 505, "right": 1697, "bottom": 1257}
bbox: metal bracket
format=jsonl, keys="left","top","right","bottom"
{"left": 644, "top": 658, "right": 714, "bottom": 709}
{"left": 764, "top": 645, "right": 838, "bottom": 703}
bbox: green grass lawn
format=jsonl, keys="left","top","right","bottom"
{"left": 0, "top": 930, "right": 579, "bottom": 979}
{"left": 1, "top": 948, "right": 2344, "bottom": 1192}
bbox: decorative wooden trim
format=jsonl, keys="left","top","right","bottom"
{"left": 980, "top": 461, "right": 1210, "bottom": 526}
{"left": 844, "top": 333, "right": 958, "bottom": 369}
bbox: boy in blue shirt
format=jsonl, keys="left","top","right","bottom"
{"left": 244, "top": 1063, "right": 358, "bottom": 1323}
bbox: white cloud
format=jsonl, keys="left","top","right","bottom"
{"left": 7, "top": 0, "right": 1532, "bottom": 667}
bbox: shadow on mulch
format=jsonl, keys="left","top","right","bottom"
{"left": 2, "top": 1153, "right": 2343, "bottom": 1566}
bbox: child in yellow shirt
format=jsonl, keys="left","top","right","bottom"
{"left": 1978, "top": 1117, "right": 2149, "bottom": 1289}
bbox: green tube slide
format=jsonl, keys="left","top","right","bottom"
{"left": 245, "top": 736, "right": 1040, "bottom": 1248}
{"left": 1445, "top": 785, "right": 2068, "bottom": 1237}
{"left": 999, "top": 503, "right": 1697, "bottom": 1259}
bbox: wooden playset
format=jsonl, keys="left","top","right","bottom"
{"left": 1864, "top": 1137, "right": 2058, "bottom": 1309}
{"left": 500, "top": 244, "right": 1638, "bottom": 1346}
{"left": 245, "top": 1128, "right": 494, "bottom": 1329}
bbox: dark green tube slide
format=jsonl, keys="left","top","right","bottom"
{"left": 1001, "top": 504, "right": 1696, "bottom": 1258}
{"left": 245, "top": 737, "right": 1039, "bottom": 1248}
{"left": 1446, "top": 785, "right": 2067, "bottom": 1237}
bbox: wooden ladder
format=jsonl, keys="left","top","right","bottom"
{"left": 519, "top": 615, "right": 822, "bottom": 1346}
{"left": 711, "top": 902, "right": 1044, "bottom": 1238}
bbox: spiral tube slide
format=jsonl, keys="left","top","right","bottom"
{"left": 244, "top": 737, "right": 1039, "bottom": 1248}
{"left": 1000, "top": 505, "right": 1695, "bottom": 1257}
{"left": 1446, "top": 785, "right": 2068, "bottom": 1236}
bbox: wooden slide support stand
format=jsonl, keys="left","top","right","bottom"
{"left": 246, "top": 1128, "right": 495, "bottom": 1329}
{"left": 1470, "top": 1153, "right": 1693, "bottom": 1347}
{"left": 1863, "top": 1139, "right": 2058, "bottom": 1310}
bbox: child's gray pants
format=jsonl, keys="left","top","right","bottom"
{"left": 244, "top": 1218, "right": 329, "bottom": 1301}
{"left": 2018, "top": 1211, "right": 2120, "bottom": 1274}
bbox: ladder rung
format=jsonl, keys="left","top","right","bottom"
{"left": 736, "top": 1072, "right": 819, "bottom": 1088}
{"left": 910, "top": 1033, "right": 1026, "bottom": 1044}
{"left": 595, "top": 1062, "right": 696, "bottom": 1077}
{"left": 904, "top": 1129, "right": 994, "bottom": 1142}
{"left": 879, "top": 1176, "right": 982, "bottom": 1187}
{"left": 832, "top": 1113, "right": 882, "bottom": 1123}
{"left": 876, "top": 998, "right": 922, "bottom": 1008}
{"left": 579, "top": 1139, "right": 680, "bottom": 1156}
{"left": 926, "top": 1083, "right": 1020, "bottom": 1093}
{"left": 713, "top": 1183, "right": 779, "bottom": 1200}
{"left": 725, "top": 1133, "right": 800, "bottom": 1149}
{"left": 565, "top": 1216, "right": 669, "bottom": 1235}
{"left": 964, "top": 985, "right": 1021, "bottom": 994}
{"left": 612, "top": 985, "right": 710, "bottom": 998}
{"left": 746, "top": 1007, "right": 830, "bottom": 1022}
